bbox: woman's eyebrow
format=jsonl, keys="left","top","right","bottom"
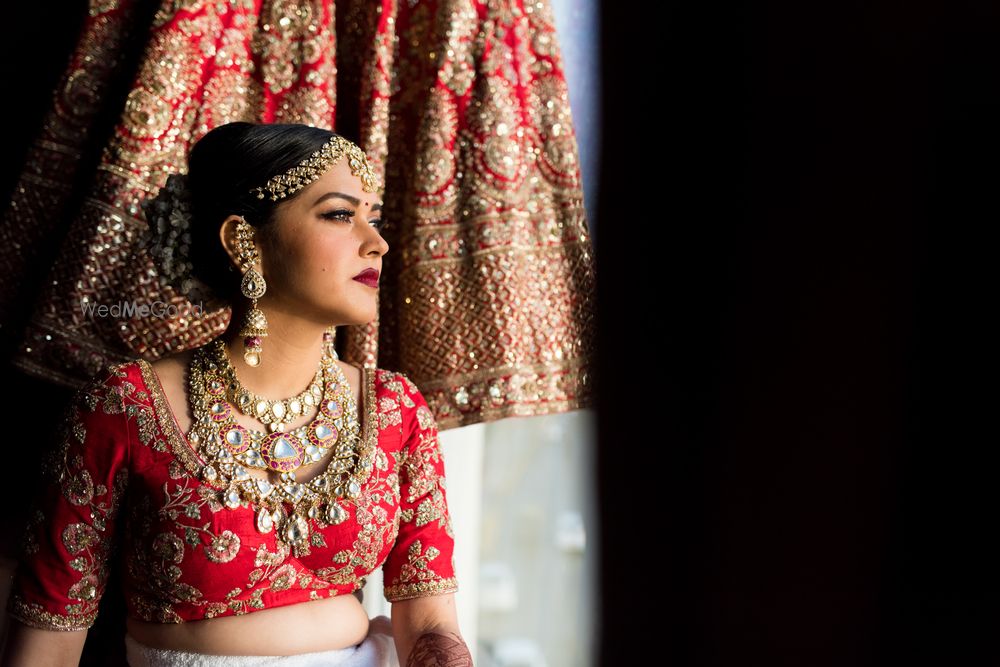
{"left": 312, "top": 191, "right": 383, "bottom": 212}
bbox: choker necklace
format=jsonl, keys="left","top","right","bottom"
{"left": 214, "top": 343, "right": 325, "bottom": 433}
{"left": 185, "top": 338, "right": 370, "bottom": 551}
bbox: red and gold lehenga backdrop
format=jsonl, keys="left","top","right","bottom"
{"left": 0, "top": 0, "right": 595, "bottom": 430}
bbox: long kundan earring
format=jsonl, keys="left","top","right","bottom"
{"left": 235, "top": 217, "right": 268, "bottom": 367}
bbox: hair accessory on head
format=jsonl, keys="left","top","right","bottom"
{"left": 140, "top": 172, "right": 214, "bottom": 302}
{"left": 249, "top": 135, "right": 381, "bottom": 201}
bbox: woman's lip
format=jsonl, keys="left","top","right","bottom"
{"left": 352, "top": 268, "right": 379, "bottom": 287}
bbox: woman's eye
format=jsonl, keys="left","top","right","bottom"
{"left": 322, "top": 210, "right": 384, "bottom": 231}
{"left": 321, "top": 209, "right": 354, "bottom": 221}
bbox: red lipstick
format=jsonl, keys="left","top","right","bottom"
{"left": 352, "top": 268, "right": 380, "bottom": 288}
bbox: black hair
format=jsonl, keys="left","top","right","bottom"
{"left": 185, "top": 122, "right": 338, "bottom": 303}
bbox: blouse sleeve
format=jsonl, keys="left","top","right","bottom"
{"left": 382, "top": 374, "right": 460, "bottom": 603}
{"left": 5, "top": 364, "right": 131, "bottom": 631}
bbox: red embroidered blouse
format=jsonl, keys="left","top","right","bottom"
{"left": 5, "top": 359, "right": 459, "bottom": 631}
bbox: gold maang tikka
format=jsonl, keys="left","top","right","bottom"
{"left": 249, "top": 134, "right": 381, "bottom": 201}
{"left": 235, "top": 217, "right": 267, "bottom": 367}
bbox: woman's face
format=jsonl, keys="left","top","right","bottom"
{"left": 255, "top": 159, "right": 389, "bottom": 327}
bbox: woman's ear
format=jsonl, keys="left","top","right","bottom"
{"left": 219, "top": 215, "right": 250, "bottom": 271}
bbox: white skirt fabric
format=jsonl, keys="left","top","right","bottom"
{"left": 124, "top": 615, "right": 399, "bottom": 667}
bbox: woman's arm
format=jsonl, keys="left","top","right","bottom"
{"left": 391, "top": 593, "right": 472, "bottom": 666}
{"left": 386, "top": 374, "right": 471, "bottom": 664}
{"left": 1, "top": 363, "right": 133, "bottom": 666}
{"left": 0, "top": 622, "right": 87, "bottom": 667}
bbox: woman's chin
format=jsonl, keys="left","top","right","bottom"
{"left": 329, "top": 308, "right": 377, "bottom": 327}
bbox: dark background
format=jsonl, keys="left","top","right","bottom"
{"left": 596, "top": 2, "right": 997, "bottom": 666}
{"left": 1, "top": 4, "right": 147, "bottom": 664}
{"left": 1, "top": 1, "right": 997, "bottom": 666}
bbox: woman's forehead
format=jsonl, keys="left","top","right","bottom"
{"left": 302, "top": 162, "right": 381, "bottom": 204}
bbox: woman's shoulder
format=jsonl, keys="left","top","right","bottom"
{"left": 79, "top": 356, "right": 148, "bottom": 394}
{"left": 371, "top": 366, "right": 426, "bottom": 406}
{"left": 145, "top": 349, "right": 195, "bottom": 375}
{"left": 56, "top": 358, "right": 155, "bottom": 433}
{"left": 83, "top": 351, "right": 192, "bottom": 403}
{"left": 143, "top": 349, "right": 195, "bottom": 391}
{"left": 371, "top": 365, "right": 417, "bottom": 389}
{"left": 371, "top": 367, "right": 439, "bottom": 432}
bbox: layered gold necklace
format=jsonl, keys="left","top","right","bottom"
{"left": 185, "top": 338, "right": 368, "bottom": 550}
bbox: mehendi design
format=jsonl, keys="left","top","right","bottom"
{"left": 407, "top": 631, "right": 474, "bottom": 667}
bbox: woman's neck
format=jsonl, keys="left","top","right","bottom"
{"left": 220, "top": 301, "right": 335, "bottom": 399}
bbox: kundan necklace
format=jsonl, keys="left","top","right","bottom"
{"left": 185, "top": 337, "right": 369, "bottom": 551}
{"left": 228, "top": 362, "right": 324, "bottom": 432}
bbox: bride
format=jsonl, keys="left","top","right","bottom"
{"left": 1, "top": 122, "right": 472, "bottom": 667}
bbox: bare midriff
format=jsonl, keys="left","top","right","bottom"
{"left": 124, "top": 593, "right": 370, "bottom": 655}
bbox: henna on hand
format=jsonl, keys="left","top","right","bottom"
{"left": 406, "top": 630, "right": 473, "bottom": 667}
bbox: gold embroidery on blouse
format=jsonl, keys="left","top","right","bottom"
{"left": 136, "top": 358, "right": 211, "bottom": 481}
{"left": 384, "top": 539, "right": 459, "bottom": 602}
{"left": 127, "top": 490, "right": 187, "bottom": 622}
{"left": 402, "top": 431, "right": 449, "bottom": 529}
{"left": 415, "top": 404, "right": 436, "bottom": 431}
{"left": 6, "top": 364, "right": 133, "bottom": 631}
{"left": 4, "top": 593, "right": 99, "bottom": 632}
{"left": 384, "top": 576, "right": 460, "bottom": 602}
{"left": 206, "top": 530, "right": 240, "bottom": 563}
{"left": 383, "top": 373, "right": 459, "bottom": 602}
{"left": 378, "top": 395, "right": 402, "bottom": 430}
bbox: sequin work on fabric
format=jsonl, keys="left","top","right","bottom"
{"left": 0, "top": 0, "right": 596, "bottom": 429}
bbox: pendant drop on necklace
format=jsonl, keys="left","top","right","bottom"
{"left": 256, "top": 507, "right": 276, "bottom": 533}
{"left": 276, "top": 513, "right": 310, "bottom": 546}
